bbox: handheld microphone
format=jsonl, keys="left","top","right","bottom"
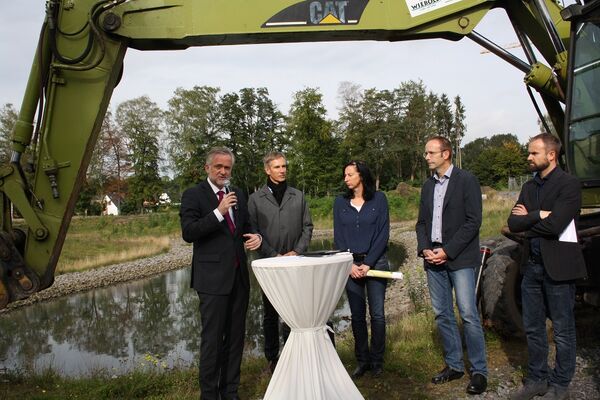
{"left": 223, "top": 179, "right": 237, "bottom": 210}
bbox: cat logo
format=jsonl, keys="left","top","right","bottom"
{"left": 262, "top": 0, "right": 369, "bottom": 28}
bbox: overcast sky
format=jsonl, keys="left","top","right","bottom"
{"left": 0, "top": 1, "right": 576, "bottom": 146}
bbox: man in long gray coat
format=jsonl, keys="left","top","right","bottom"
{"left": 248, "top": 151, "right": 313, "bottom": 373}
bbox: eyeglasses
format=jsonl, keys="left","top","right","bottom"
{"left": 423, "top": 151, "right": 444, "bottom": 158}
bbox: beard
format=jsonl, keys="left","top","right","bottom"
{"left": 528, "top": 158, "right": 550, "bottom": 172}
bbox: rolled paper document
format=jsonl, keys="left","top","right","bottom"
{"left": 366, "top": 270, "right": 404, "bottom": 280}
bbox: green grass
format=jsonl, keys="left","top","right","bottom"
{"left": 57, "top": 212, "right": 181, "bottom": 274}
{"left": 480, "top": 197, "right": 514, "bottom": 240}
{"left": 308, "top": 191, "right": 420, "bottom": 230}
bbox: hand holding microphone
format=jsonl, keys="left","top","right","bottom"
{"left": 218, "top": 179, "right": 237, "bottom": 215}
{"left": 223, "top": 179, "right": 238, "bottom": 210}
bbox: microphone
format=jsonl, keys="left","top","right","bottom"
{"left": 223, "top": 179, "right": 237, "bottom": 210}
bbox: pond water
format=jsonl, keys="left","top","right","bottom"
{"left": 0, "top": 239, "right": 406, "bottom": 377}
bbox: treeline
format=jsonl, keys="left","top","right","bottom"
{"left": 0, "top": 81, "right": 530, "bottom": 214}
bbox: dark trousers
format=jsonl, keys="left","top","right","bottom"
{"left": 345, "top": 256, "right": 388, "bottom": 368}
{"left": 521, "top": 262, "right": 577, "bottom": 388}
{"left": 198, "top": 269, "right": 249, "bottom": 400}
{"left": 262, "top": 291, "right": 290, "bottom": 362}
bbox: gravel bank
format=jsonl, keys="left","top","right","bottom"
{"left": 0, "top": 238, "right": 192, "bottom": 314}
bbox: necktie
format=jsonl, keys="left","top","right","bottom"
{"left": 217, "top": 190, "right": 236, "bottom": 234}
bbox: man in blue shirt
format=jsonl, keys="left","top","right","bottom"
{"left": 416, "top": 136, "right": 488, "bottom": 395}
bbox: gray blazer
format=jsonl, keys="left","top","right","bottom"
{"left": 248, "top": 185, "right": 313, "bottom": 258}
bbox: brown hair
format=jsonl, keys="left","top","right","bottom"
{"left": 263, "top": 151, "right": 286, "bottom": 168}
{"left": 530, "top": 133, "right": 562, "bottom": 155}
{"left": 427, "top": 135, "right": 453, "bottom": 160}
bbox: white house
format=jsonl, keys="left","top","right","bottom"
{"left": 159, "top": 192, "right": 171, "bottom": 205}
{"left": 103, "top": 195, "right": 119, "bottom": 216}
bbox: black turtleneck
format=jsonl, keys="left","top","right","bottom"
{"left": 267, "top": 178, "right": 287, "bottom": 205}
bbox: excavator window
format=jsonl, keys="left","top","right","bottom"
{"left": 566, "top": 19, "right": 600, "bottom": 184}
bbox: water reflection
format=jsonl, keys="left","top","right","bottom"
{"left": 0, "top": 239, "right": 405, "bottom": 377}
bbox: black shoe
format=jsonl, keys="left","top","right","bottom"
{"left": 351, "top": 364, "right": 371, "bottom": 379}
{"left": 431, "top": 366, "right": 464, "bottom": 384}
{"left": 371, "top": 365, "right": 384, "bottom": 378}
{"left": 467, "top": 373, "right": 487, "bottom": 395}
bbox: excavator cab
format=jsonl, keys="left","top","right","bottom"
{"left": 564, "top": 2, "right": 600, "bottom": 201}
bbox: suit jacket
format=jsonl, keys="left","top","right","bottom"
{"left": 180, "top": 180, "right": 252, "bottom": 294}
{"left": 248, "top": 185, "right": 313, "bottom": 258}
{"left": 416, "top": 166, "right": 482, "bottom": 269}
{"left": 507, "top": 167, "right": 586, "bottom": 281}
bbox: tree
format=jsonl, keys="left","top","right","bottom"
{"left": 165, "top": 86, "right": 221, "bottom": 188}
{"left": 451, "top": 95, "right": 466, "bottom": 167}
{"left": 286, "top": 88, "right": 340, "bottom": 196}
{"left": 116, "top": 96, "right": 163, "bottom": 212}
{"left": 219, "top": 88, "right": 286, "bottom": 193}
{"left": 0, "top": 104, "right": 18, "bottom": 164}
{"left": 339, "top": 87, "right": 392, "bottom": 189}
{"left": 397, "top": 83, "right": 436, "bottom": 182}
{"left": 463, "top": 134, "right": 528, "bottom": 188}
{"left": 434, "top": 93, "right": 453, "bottom": 138}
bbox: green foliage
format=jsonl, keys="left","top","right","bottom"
{"left": 434, "top": 93, "right": 453, "bottom": 138}
{"left": 386, "top": 190, "right": 420, "bottom": 221}
{"left": 286, "top": 88, "right": 341, "bottom": 196}
{"left": 0, "top": 103, "right": 17, "bottom": 164}
{"left": 306, "top": 190, "right": 419, "bottom": 225}
{"left": 463, "top": 134, "right": 528, "bottom": 188}
{"left": 451, "top": 95, "right": 466, "bottom": 157}
{"left": 165, "top": 86, "right": 221, "bottom": 187}
{"left": 307, "top": 195, "right": 335, "bottom": 220}
{"left": 220, "top": 87, "right": 287, "bottom": 193}
{"left": 116, "top": 96, "right": 163, "bottom": 211}
{"left": 66, "top": 212, "right": 180, "bottom": 238}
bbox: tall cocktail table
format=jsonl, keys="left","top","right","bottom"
{"left": 252, "top": 252, "right": 364, "bottom": 400}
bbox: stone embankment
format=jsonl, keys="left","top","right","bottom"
{"left": 1, "top": 238, "right": 192, "bottom": 313}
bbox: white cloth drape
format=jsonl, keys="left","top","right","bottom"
{"left": 252, "top": 252, "right": 364, "bottom": 400}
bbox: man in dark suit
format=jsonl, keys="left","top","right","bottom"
{"left": 416, "top": 136, "right": 487, "bottom": 395}
{"left": 180, "top": 147, "right": 262, "bottom": 400}
{"left": 508, "top": 133, "right": 586, "bottom": 400}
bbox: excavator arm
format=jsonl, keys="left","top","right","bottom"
{"left": 0, "top": 0, "right": 595, "bottom": 308}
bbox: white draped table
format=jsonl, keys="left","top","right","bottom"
{"left": 251, "top": 252, "right": 364, "bottom": 400}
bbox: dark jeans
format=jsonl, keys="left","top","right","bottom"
{"left": 262, "top": 291, "right": 290, "bottom": 362}
{"left": 346, "top": 256, "right": 388, "bottom": 368}
{"left": 521, "top": 262, "right": 576, "bottom": 388}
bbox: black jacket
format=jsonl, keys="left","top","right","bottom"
{"left": 416, "top": 167, "right": 482, "bottom": 269}
{"left": 179, "top": 179, "right": 253, "bottom": 294}
{"left": 507, "top": 167, "right": 586, "bottom": 281}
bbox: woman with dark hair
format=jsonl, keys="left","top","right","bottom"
{"left": 333, "top": 160, "right": 390, "bottom": 379}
